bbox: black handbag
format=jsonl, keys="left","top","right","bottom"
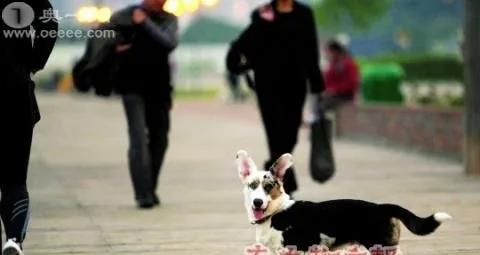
{"left": 309, "top": 117, "right": 335, "bottom": 183}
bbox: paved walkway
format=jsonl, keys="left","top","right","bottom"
{"left": 15, "top": 93, "right": 480, "bottom": 254}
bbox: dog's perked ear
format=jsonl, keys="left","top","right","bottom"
{"left": 236, "top": 150, "right": 258, "bottom": 182}
{"left": 269, "top": 153, "right": 293, "bottom": 180}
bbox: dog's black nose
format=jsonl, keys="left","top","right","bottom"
{"left": 253, "top": 199, "right": 263, "bottom": 208}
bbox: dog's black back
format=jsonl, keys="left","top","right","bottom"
{"left": 272, "top": 199, "right": 445, "bottom": 251}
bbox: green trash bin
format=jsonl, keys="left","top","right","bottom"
{"left": 360, "top": 63, "right": 405, "bottom": 104}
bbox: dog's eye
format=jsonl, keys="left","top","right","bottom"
{"left": 249, "top": 182, "right": 259, "bottom": 189}
{"left": 263, "top": 183, "right": 273, "bottom": 192}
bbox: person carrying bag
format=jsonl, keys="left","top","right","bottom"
{"left": 308, "top": 39, "right": 359, "bottom": 184}
{"left": 309, "top": 109, "right": 336, "bottom": 183}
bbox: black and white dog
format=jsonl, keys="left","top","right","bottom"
{"left": 236, "top": 150, "right": 452, "bottom": 254}
{"left": 236, "top": 150, "right": 292, "bottom": 254}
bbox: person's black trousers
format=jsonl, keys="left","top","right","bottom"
{"left": 122, "top": 94, "right": 170, "bottom": 204}
{"left": 0, "top": 79, "right": 38, "bottom": 249}
{"left": 257, "top": 92, "right": 305, "bottom": 195}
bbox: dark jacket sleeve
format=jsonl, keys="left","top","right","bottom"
{"left": 304, "top": 7, "right": 325, "bottom": 94}
{"left": 109, "top": 7, "right": 135, "bottom": 45}
{"left": 226, "top": 25, "right": 255, "bottom": 74}
{"left": 141, "top": 15, "right": 178, "bottom": 52}
{"left": 226, "top": 10, "right": 260, "bottom": 75}
{"left": 30, "top": 0, "right": 58, "bottom": 72}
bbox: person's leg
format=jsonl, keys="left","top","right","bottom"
{"left": 121, "top": 94, "right": 155, "bottom": 208}
{"left": 257, "top": 93, "right": 300, "bottom": 196}
{"left": 0, "top": 80, "right": 35, "bottom": 254}
{"left": 256, "top": 96, "right": 281, "bottom": 168}
{"left": 0, "top": 135, "right": 32, "bottom": 251}
{"left": 144, "top": 98, "right": 171, "bottom": 205}
{"left": 267, "top": 96, "right": 304, "bottom": 196}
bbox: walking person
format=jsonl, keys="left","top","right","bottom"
{"left": 109, "top": 0, "right": 178, "bottom": 209}
{"left": 227, "top": 0, "right": 325, "bottom": 197}
{"left": 0, "top": 0, "right": 58, "bottom": 254}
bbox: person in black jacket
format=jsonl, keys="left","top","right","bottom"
{"left": 110, "top": 0, "right": 178, "bottom": 209}
{"left": 0, "top": 0, "right": 58, "bottom": 253}
{"left": 227, "top": 0, "right": 324, "bottom": 196}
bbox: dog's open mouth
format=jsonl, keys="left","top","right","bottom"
{"left": 252, "top": 208, "right": 266, "bottom": 220}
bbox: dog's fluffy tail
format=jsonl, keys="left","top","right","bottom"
{"left": 379, "top": 204, "right": 452, "bottom": 235}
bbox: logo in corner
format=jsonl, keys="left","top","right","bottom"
{"left": 2, "top": 2, "right": 35, "bottom": 29}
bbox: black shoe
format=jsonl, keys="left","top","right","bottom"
{"left": 136, "top": 197, "right": 156, "bottom": 209}
{"left": 153, "top": 194, "right": 161, "bottom": 206}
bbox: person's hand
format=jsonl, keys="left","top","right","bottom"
{"left": 259, "top": 5, "right": 274, "bottom": 21}
{"left": 303, "top": 94, "right": 320, "bottom": 126}
{"left": 321, "top": 90, "right": 333, "bottom": 98}
{"left": 31, "top": 68, "right": 41, "bottom": 76}
{"left": 132, "top": 9, "right": 147, "bottom": 24}
{"left": 116, "top": 44, "right": 132, "bottom": 52}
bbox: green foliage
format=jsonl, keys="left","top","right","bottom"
{"left": 180, "top": 15, "right": 243, "bottom": 44}
{"left": 313, "top": 0, "right": 463, "bottom": 54}
{"left": 313, "top": 0, "right": 391, "bottom": 31}
{"left": 358, "top": 54, "right": 464, "bottom": 82}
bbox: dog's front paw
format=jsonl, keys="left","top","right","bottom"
{"left": 319, "top": 233, "right": 336, "bottom": 247}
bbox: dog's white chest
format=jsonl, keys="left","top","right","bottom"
{"left": 256, "top": 220, "right": 283, "bottom": 254}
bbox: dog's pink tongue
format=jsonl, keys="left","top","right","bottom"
{"left": 253, "top": 209, "right": 264, "bottom": 220}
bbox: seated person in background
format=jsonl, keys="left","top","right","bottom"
{"left": 316, "top": 40, "right": 359, "bottom": 117}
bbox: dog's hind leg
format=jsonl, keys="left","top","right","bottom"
{"left": 389, "top": 218, "right": 401, "bottom": 246}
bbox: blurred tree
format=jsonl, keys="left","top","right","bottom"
{"left": 313, "top": 0, "right": 391, "bottom": 31}
{"left": 180, "top": 15, "right": 243, "bottom": 44}
{"left": 463, "top": 0, "right": 480, "bottom": 174}
{"left": 313, "top": 0, "right": 463, "bottom": 54}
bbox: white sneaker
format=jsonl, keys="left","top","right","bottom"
{"left": 2, "top": 239, "right": 24, "bottom": 255}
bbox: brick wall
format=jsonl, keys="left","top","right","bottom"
{"left": 336, "top": 104, "right": 463, "bottom": 160}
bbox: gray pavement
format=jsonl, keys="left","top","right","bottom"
{"left": 11, "top": 92, "right": 480, "bottom": 254}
